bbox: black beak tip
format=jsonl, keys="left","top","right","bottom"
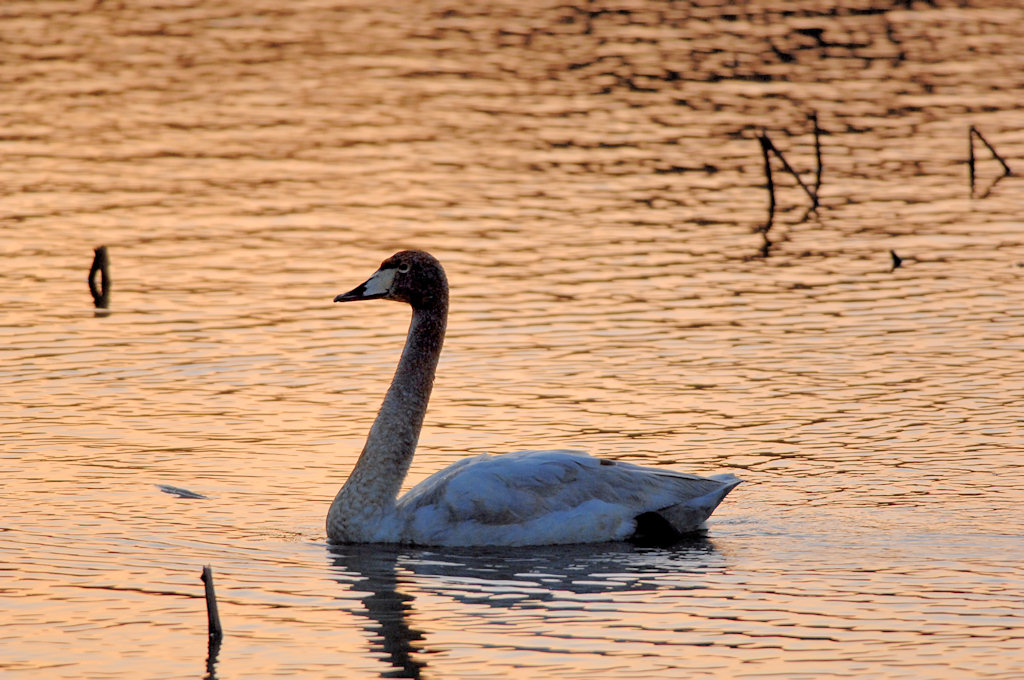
{"left": 334, "top": 283, "right": 373, "bottom": 303}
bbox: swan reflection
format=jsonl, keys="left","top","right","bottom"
{"left": 328, "top": 536, "right": 724, "bottom": 678}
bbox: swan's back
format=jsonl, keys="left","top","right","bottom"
{"left": 394, "top": 450, "right": 739, "bottom": 546}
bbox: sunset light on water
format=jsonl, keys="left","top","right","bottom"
{"left": 2, "top": 1, "right": 1023, "bottom": 678}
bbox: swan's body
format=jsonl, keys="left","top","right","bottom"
{"left": 328, "top": 250, "right": 739, "bottom": 546}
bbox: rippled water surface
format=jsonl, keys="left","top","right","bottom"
{"left": 3, "top": 1, "right": 1023, "bottom": 678}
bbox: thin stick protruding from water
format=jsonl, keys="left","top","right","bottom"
{"left": 201, "top": 565, "right": 224, "bottom": 642}
{"left": 757, "top": 127, "right": 821, "bottom": 256}
{"left": 811, "top": 111, "right": 823, "bottom": 196}
{"left": 760, "top": 133, "right": 819, "bottom": 209}
{"left": 88, "top": 246, "right": 111, "bottom": 309}
{"left": 968, "top": 125, "right": 1013, "bottom": 196}
{"left": 758, "top": 132, "right": 776, "bottom": 236}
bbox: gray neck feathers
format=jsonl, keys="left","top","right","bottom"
{"left": 332, "top": 299, "right": 447, "bottom": 521}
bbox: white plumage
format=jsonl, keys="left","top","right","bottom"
{"left": 397, "top": 450, "right": 739, "bottom": 546}
{"left": 327, "top": 251, "right": 740, "bottom": 546}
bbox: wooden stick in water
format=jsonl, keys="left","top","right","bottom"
{"left": 758, "top": 132, "right": 776, "bottom": 237}
{"left": 969, "top": 125, "right": 1013, "bottom": 198}
{"left": 88, "top": 246, "right": 111, "bottom": 309}
{"left": 757, "top": 132, "right": 775, "bottom": 257}
{"left": 201, "top": 565, "right": 224, "bottom": 642}
{"left": 970, "top": 126, "right": 1012, "bottom": 177}
{"left": 968, "top": 126, "right": 977, "bottom": 196}
{"left": 760, "top": 133, "right": 819, "bottom": 209}
{"left": 811, "top": 111, "right": 823, "bottom": 196}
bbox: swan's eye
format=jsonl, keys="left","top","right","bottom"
{"left": 397, "top": 263, "right": 411, "bottom": 274}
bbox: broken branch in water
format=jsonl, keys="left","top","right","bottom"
{"left": 968, "top": 125, "right": 1013, "bottom": 197}
{"left": 760, "top": 132, "right": 819, "bottom": 209}
{"left": 88, "top": 246, "right": 111, "bottom": 309}
{"left": 201, "top": 565, "right": 224, "bottom": 643}
{"left": 756, "top": 122, "right": 823, "bottom": 256}
{"left": 811, "top": 111, "right": 823, "bottom": 196}
{"left": 758, "top": 132, "right": 776, "bottom": 235}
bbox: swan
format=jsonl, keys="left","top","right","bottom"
{"left": 327, "top": 250, "right": 740, "bottom": 546}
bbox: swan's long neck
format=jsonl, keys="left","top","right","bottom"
{"left": 328, "top": 299, "right": 447, "bottom": 540}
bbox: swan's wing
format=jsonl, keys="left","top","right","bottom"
{"left": 396, "top": 450, "right": 737, "bottom": 545}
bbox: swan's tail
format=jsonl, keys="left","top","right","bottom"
{"left": 655, "top": 473, "right": 741, "bottom": 536}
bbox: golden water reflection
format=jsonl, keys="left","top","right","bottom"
{"left": 2, "top": 0, "right": 1024, "bottom": 678}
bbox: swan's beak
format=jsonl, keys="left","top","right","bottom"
{"left": 334, "top": 266, "right": 396, "bottom": 302}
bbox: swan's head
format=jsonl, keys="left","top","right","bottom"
{"left": 334, "top": 250, "right": 448, "bottom": 310}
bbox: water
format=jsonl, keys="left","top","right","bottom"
{"left": 2, "top": 1, "right": 1023, "bottom": 678}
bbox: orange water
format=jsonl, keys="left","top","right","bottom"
{"left": 2, "top": 1, "right": 1023, "bottom": 678}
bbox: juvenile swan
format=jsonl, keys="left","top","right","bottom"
{"left": 328, "top": 250, "right": 740, "bottom": 546}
